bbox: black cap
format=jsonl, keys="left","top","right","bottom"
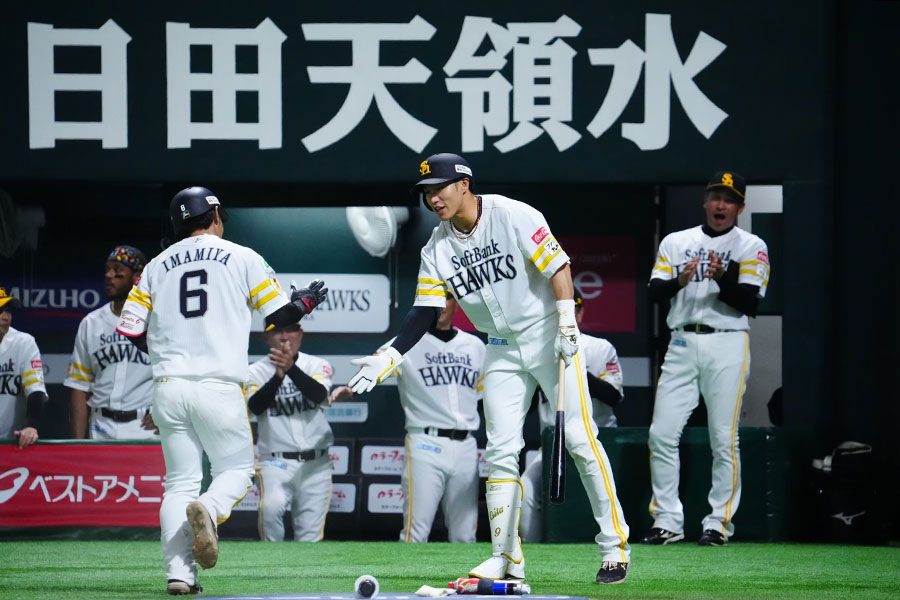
{"left": 415, "top": 153, "right": 473, "bottom": 188}
{"left": 707, "top": 171, "right": 746, "bottom": 202}
{"left": 0, "top": 287, "right": 20, "bottom": 311}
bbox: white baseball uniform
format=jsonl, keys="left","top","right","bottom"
{"left": 246, "top": 352, "right": 334, "bottom": 542}
{"left": 383, "top": 329, "right": 485, "bottom": 543}
{"left": 522, "top": 334, "right": 624, "bottom": 541}
{"left": 0, "top": 326, "right": 47, "bottom": 438}
{"left": 413, "top": 194, "right": 630, "bottom": 564}
{"left": 648, "top": 224, "right": 769, "bottom": 539}
{"left": 117, "top": 233, "right": 289, "bottom": 585}
{"left": 64, "top": 302, "right": 155, "bottom": 440}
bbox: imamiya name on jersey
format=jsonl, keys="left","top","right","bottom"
{"left": 161, "top": 246, "right": 231, "bottom": 273}
{"left": 446, "top": 238, "right": 517, "bottom": 300}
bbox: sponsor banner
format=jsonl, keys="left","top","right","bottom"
{"left": 329, "top": 445, "right": 350, "bottom": 476}
{"left": 0, "top": 3, "right": 826, "bottom": 183}
{"left": 2, "top": 278, "right": 105, "bottom": 332}
{"left": 561, "top": 236, "right": 637, "bottom": 333}
{"left": 367, "top": 482, "right": 404, "bottom": 514}
{"left": 329, "top": 483, "right": 356, "bottom": 513}
{"left": 323, "top": 402, "right": 369, "bottom": 423}
{"left": 360, "top": 445, "right": 405, "bottom": 475}
{"left": 250, "top": 274, "right": 389, "bottom": 333}
{"left": 0, "top": 444, "right": 165, "bottom": 527}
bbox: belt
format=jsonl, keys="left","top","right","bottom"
{"left": 100, "top": 408, "right": 139, "bottom": 422}
{"left": 413, "top": 426, "right": 471, "bottom": 441}
{"left": 269, "top": 449, "right": 328, "bottom": 461}
{"left": 680, "top": 324, "right": 739, "bottom": 334}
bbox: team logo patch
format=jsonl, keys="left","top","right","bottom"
{"left": 721, "top": 173, "right": 734, "bottom": 188}
{"left": 180, "top": 203, "right": 190, "bottom": 220}
{"left": 205, "top": 195, "right": 220, "bottom": 205}
{"left": 322, "top": 364, "right": 334, "bottom": 377}
{"left": 531, "top": 226, "right": 549, "bottom": 244}
{"left": 757, "top": 251, "right": 769, "bottom": 265}
{"left": 606, "top": 362, "right": 620, "bottom": 373}
{"left": 419, "top": 160, "right": 431, "bottom": 176}
{"left": 31, "top": 360, "right": 42, "bottom": 369}
{"left": 454, "top": 164, "right": 472, "bottom": 176}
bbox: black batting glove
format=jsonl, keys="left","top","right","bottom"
{"left": 290, "top": 279, "right": 328, "bottom": 317}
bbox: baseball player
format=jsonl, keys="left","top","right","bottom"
{"left": 65, "top": 246, "right": 156, "bottom": 440}
{"left": 643, "top": 171, "right": 770, "bottom": 547}
{"left": 115, "top": 186, "right": 327, "bottom": 595}
{"left": 520, "top": 289, "right": 624, "bottom": 541}
{"left": 380, "top": 294, "right": 485, "bottom": 543}
{"left": 246, "top": 321, "right": 336, "bottom": 542}
{"left": 0, "top": 287, "right": 47, "bottom": 448}
{"left": 349, "top": 153, "right": 631, "bottom": 585}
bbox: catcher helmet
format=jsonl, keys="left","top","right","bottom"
{"left": 414, "top": 153, "right": 473, "bottom": 211}
{"left": 169, "top": 186, "right": 226, "bottom": 238}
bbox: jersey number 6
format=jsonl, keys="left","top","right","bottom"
{"left": 179, "top": 269, "right": 208, "bottom": 318}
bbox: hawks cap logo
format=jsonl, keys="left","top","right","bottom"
{"left": 721, "top": 173, "right": 734, "bottom": 188}
{"left": 419, "top": 160, "right": 431, "bottom": 177}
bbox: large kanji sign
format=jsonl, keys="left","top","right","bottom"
{"left": 0, "top": 444, "right": 165, "bottom": 527}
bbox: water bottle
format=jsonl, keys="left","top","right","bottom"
{"left": 449, "top": 578, "right": 531, "bottom": 595}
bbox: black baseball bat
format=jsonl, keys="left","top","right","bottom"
{"left": 549, "top": 358, "right": 566, "bottom": 504}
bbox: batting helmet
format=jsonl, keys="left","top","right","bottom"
{"left": 414, "top": 153, "right": 473, "bottom": 210}
{"left": 169, "top": 186, "right": 226, "bottom": 239}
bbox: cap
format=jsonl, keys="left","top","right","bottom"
{"left": 0, "top": 287, "right": 21, "bottom": 311}
{"left": 415, "top": 153, "right": 473, "bottom": 188}
{"left": 707, "top": 171, "right": 746, "bottom": 202}
{"left": 108, "top": 245, "right": 147, "bottom": 272}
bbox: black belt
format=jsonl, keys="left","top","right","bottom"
{"left": 423, "top": 427, "right": 471, "bottom": 441}
{"left": 270, "top": 449, "right": 328, "bottom": 461}
{"left": 100, "top": 408, "right": 139, "bottom": 422}
{"left": 680, "top": 324, "right": 738, "bottom": 334}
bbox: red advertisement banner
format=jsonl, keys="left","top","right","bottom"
{"left": 0, "top": 444, "right": 165, "bottom": 527}
{"left": 560, "top": 236, "right": 637, "bottom": 333}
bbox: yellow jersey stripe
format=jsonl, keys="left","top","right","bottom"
{"left": 739, "top": 269, "right": 769, "bottom": 283}
{"left": 416, "top": 289, "right": 447, "bottom": 297}
{"left": 418, "top": 278, "right": 445, "bottom": 286}
{"left": 653, "top": 265, "right": 673, "bottom": 274}
{"left": 723, "top": 333, "right": 750, "bottom": 529}
{"left": 127, "top": 293, "right": 152, "bottom": 310}
{"left": 72, "top": 362, "right": 94, "bottom": 375}
{"left": 658, "top": 256, "right": 669, "bottom": 263}
{"left": 574, "top": 353, "right": 628, "bottom": 560}
{"left": 23, "top": 369, "right": 36, "bottom": 378}
{"left": 536, "top": 247, "right": 563, "bottom": 272}
{"left": 403, "top": 436, "right": 414, "bottom": 542}
{"left": 249, "top": 280, "right": 270, "bottom": 298}
{"left": 130, "top": 288, "right": 151, "bottom": 301}
{"left": 69, "top": 373, "right": 92, "bottom": 383}
{"left": 252, "top": 290, "right": 279, "bottom": 310}
{"left": 23, "top": 377, "right": 40, "bottom": 387}
{"left": 529, "top": 236, "right": 558, "bottom": 264}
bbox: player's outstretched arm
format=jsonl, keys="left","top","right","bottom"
{"left": 348, "top": 306, "right": 439, "bottom": 394}
{"left": 264, "top": 279, "right": 328, "bottom": 329}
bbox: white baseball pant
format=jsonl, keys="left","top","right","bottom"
{"left": 152, "top": 377, "right": 254, "bottom": 585}
{"left": 257, "top": 453, "right": 332, "bottom": 541}
{"left": 481, "top": 317, "right": 630, "bottom": 563}
{"left": 400, "top": 430, "right": 478, "bottom": 543}
{"left": 648, "top": 330, "right": 750, "bottom": 538}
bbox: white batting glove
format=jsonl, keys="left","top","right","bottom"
{"left": 555, "top": 299, "right": 580, "bottom": 367}
{"left": 348, "top": 347, "right": 403, "bottom": 394}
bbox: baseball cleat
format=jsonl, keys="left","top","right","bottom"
{"left": 166, "top": 579, "right": 203, "bottom": 595}
{"left": 468, "top": 555, "right": 526, "bottom": 581}
{"left": 641, "top": 527, "right": 685, "bottom": 545}
{"left": 698, "top": 529, "right": 727, "bottom": 546}
{"left": 596, "top": 561, "right": 629, "bottom": 584}
{"left": 186, "top": 501, "right": 219, "bottom": 569}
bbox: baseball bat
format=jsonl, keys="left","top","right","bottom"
{"left": 549, "top": 357, "right": 566, "bottom": 504}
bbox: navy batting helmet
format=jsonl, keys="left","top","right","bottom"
{"left": 414, "top": 153, "right": 473, "bottom": 210}
{"left": 169, "top": 186, "right": 226, "bottom": 238}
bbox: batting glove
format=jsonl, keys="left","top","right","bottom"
{"left": 290, "top": 279, "right": 328, "bottom": 317}
{"left": 555, "top": 299, "right": 580, "bottom": 367}
{"left": 348, "top": 347, "right": 403, "bottom": 394}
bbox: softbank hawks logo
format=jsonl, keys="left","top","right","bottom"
{"left": 447, "top": 238, "right": 517, "bottom": 299}
{"left": 674, "top": 248, "right": 733, "bottom": 282}
{"left": 317, "top": 288, "right": 371, "bottom": 312}
{"left": 417, "top": 351, "right": 480, "bottom": 389}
